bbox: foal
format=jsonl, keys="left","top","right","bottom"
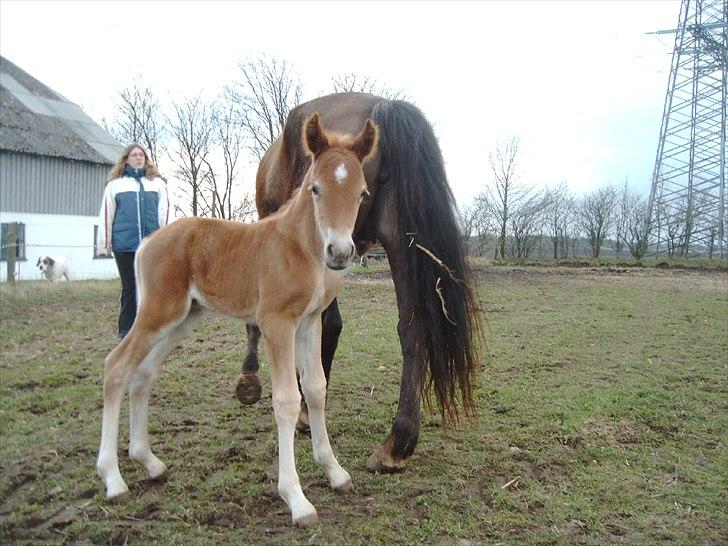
{"left": 96, "top": 114, "right": 378, "bottom": 526}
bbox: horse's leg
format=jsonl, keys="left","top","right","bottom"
{"left": 297, "top": 299, "right": 342, "bottom": 430}
{"left": 97, "top": 291, "right": 192, "bottom": 500}
{"left": 128, "top": 305, "right": 203, "bottom": 480}
{"left": 96, "top": 328, "right": 157, "bottom": 500}
{"left": 366, "top": 229, "right": 423, "bottom": 473}
{"left": 320, "top": 299, "right": 343, "bottom": 385}
{"left": 236, "top": 324, "right": 263, "bottom": 405}
{"left": 295, "top": 314, "right": 351, "bottom": 491}
{"left": 260, "top": 316, "right": 318, "bottom": 527}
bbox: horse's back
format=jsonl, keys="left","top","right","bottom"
{"left": 140, "top": 217, "right": 256, "bottom": 284}
{"left": 291, "top": 93, "right": 381, "bottom": 135}
{"left": 257, "top": 93, "right": 385, "bottom": 217}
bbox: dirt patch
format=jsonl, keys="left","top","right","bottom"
{"left": 0, "top": 472, "right": 36, "bottom": 509}
{"left": 581, "top": 420, "right": 642, "bottom": 446}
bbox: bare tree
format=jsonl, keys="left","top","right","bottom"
{"left": 568, "top": 219, "right": 583, "bottom": 257}
{"left": 509, "top": 191, "right": 546, "bottom": 259}
{"left": 200, "top": 100, "right": 244, "bottom": 219}
{"left": 233, "top": 193, "right": 257, "bottom": 223}
{"left": 226, "top": 56, "right": 302, "bottom": 161}
{"left": 665, "top": 202, "right": 685, "bottom": 258}
{"left": 332, "top": 73, "right": 378, "bottom": 94}
{"left": 459, "top": 205, "right": 477, "bottom": 256}
{"left": 167, "top": 94, "right": 214, "bottom": 217}
{"left": 681, "top": 190, "right": 696, "bottom": 256}
{"left": 652, "top": 193, "right": 666, "bottom": 255}
{"left": 460, "top": 193, "right": 494, "bottom": 257}
{"left": 109, "top": 76, "right": 165, "bottom": 164}
{"left": 661, "top": 195, "right": 701, "bottom": 258}
{"left": 706, "top": 226, "right": 719, "bottom": 259}
{"left": 579, "top": 186, "right": 616, "bottom": 258}
{"left": 331, "top": 73, "right": 404, "bottom": 99}
{"left": 613, "top": 179, "right": 631, "bottom": 258}
{"left": 543, "top": 183, "right": 574, "bottom": 259}
{"left": 625, "top": 193, "right": 652, "bottom": 261}
{"left": 487, "top": 137, "right": 522, "bottom": 261}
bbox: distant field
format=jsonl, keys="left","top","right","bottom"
{"left": 1, "top": 266, "right": 726, "bottom": 544}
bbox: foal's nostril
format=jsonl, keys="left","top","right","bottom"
{"left": 326, "top": 243, "right": 334, "bottom": 258}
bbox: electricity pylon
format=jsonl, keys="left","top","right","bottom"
{"left": 647, "top": 0, "right": 727, "bottom": 258}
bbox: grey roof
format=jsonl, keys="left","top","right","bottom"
{"left": 0, "top": 55, "right": 122, "bottom": 165}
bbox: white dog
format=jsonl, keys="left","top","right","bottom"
{"left": 37, "top": 256, "right": 71, "bottom": 282}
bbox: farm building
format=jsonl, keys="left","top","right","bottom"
{"left": 0, "top": 55, "right": 122, "bottom": 282}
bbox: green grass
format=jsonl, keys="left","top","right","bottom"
{"left": 1, "top": 267, "right": 726, "bottom": 544}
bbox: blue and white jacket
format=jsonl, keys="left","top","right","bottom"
{"left": 97, "top": 174, "right": 170, "bottom": 254}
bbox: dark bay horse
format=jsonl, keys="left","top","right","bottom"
{"left": 238, "top": 92, "right": 482, "bottom": 472}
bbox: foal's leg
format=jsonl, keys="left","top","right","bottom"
{"left": 236, "top": 324, "right": 262, "bottom": 405}
{"left": 260, "top": 316, "right": 317, "bottom": 527}
{"left": 97, "top": 290, "right": 192, "bottom": 500}
{"left": 297, "top": 299, "right": 343, "bottom": 430}
{"left": 128, "top": 306, "right": 203, "bottom": 480}
{"left": 97, "top": 329, "right": 156, "bottom": 499}
{"left": 295, "top": 315, "right": 351, "bottom": 491}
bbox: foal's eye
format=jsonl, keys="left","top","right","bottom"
{"left": 310, "top": 185, "right": 320, "bottom": 196}
{"left": 361, "top": 189, "right": 370, "bottom": 199}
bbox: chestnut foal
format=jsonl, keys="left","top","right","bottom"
{"left": 96, "top": 114, "right": 378, "bottom": 526}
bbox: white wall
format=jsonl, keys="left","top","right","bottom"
{"left": 0, "top": 211, "right": 119, "bottom": 281}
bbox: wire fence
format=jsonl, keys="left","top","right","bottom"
{"left": 2, "top": 224, "right": 115, "bottom": 283}
{"left": 1, "top": 243, "right": 97, "bottom": 250}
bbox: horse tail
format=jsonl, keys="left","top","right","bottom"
{"left": 370, "top": 99, "right": 483, "bottom": 423}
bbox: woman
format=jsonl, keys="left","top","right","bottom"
{"left": 97, "top": 143, "right": 170, "bottom": 339}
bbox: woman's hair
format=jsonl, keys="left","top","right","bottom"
{"left": 106, "top": 143, "right": 165, "bottom": 182}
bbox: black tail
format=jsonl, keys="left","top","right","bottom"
{"left": 371, "top": 99, "right": 483, "bottom": 422}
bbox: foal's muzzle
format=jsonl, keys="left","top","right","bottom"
{"left": 326, "top": 241, "right": 355, "bottom": 270}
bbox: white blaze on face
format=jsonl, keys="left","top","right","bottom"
{"left": 334, "top": 163, "right": 348, "bottom": 185}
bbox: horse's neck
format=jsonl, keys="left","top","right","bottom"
{"left": 276, "top": 184, "right": 323, "bottom": 263}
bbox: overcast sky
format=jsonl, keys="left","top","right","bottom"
{"left": 1, "top": 0, "right": 680, "bottom": 208}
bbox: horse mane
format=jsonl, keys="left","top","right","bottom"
{"left": 281, "top": 111, "right": 313, "bottom": 192}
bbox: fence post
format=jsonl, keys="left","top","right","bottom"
{"left": 6, "top": 223, "right": 17, "bottom": 284}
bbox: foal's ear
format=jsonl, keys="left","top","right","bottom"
{"left": 350, "top": 119, "right": 378, "bottom": 162}
{"left": 304, "top": 113, "right": 329, "bottom": 158}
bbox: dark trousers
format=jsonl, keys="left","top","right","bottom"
{"left": 114, "top": 251, "right": 137, "bottom": 337}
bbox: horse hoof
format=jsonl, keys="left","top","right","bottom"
{"left": 332, "top": 476, "right": 353, "bottom": 493}
{"left": 106, "top": 484, "right": 129, "bottom": 503}
{"left": 145, "top": 457, "right": 167, "bottom": 481}
{"left": 296, "top": 403, "right": 310, "bottom": 433}
{"left": 365, "top": 446, "right": 408, "bottom": 474}
{"left": 235, "top": 373, "right": 262, "bottom": 405}
{"left": 293, "top": 509, "right": 319, "bottom": 527}
{"left": 148, "top": 470, "right": 168, "bottom": 483}
{"left": 108, "top": 491, "right": 129, "bottom": 504}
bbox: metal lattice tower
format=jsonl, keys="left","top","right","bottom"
{"left": 647, "top": 0, "right": 727, "bottom": 258}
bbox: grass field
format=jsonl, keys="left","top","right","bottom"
{"left": 1, "top": 265, "right": 726, "bottom": 544}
